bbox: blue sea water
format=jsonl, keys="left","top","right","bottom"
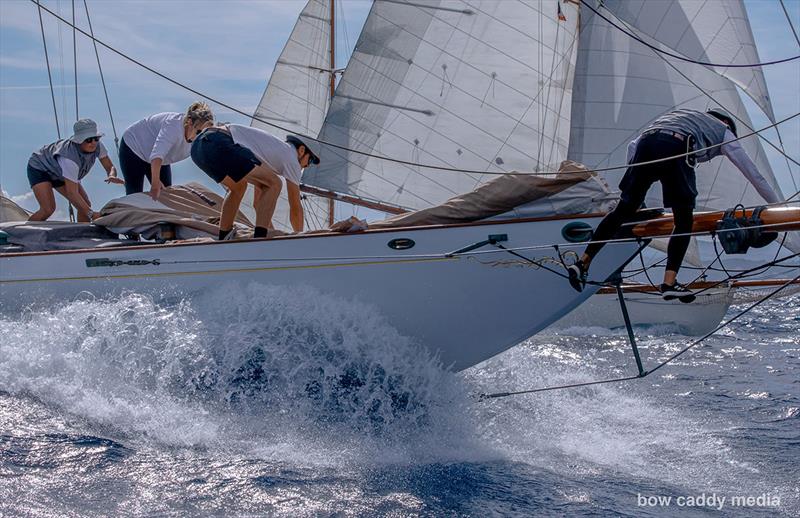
{"left": 1, "top": 286, "right": 798, "bottom": 517}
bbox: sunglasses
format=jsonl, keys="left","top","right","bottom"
{"left": 82, "top": 136, "right": 101, "bottom": 144}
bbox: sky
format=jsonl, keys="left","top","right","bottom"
{"left": 0, "top": 0, "right": 798, "bottom": 221}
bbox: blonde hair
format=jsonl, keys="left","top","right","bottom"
{"left": 185, "top": 101, "right": 214, "bottom": 126}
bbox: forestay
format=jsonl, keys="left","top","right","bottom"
{"left": 304, "top": 0, "right": 580, "bottom": 211}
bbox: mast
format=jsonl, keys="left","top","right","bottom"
{"left": 326, "top": 0, "right": 336, "bottom": 226}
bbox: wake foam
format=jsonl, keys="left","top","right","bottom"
{"left": 0, "top": 284, "right": 477, "bottom": 462}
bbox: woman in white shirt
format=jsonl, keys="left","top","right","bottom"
{"left": 119, "top": 102, "right": 215, "bottom": 200}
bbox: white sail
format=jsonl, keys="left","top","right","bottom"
{"left": 303, "top": 0, "right": 580, "bottom": 211}
{"left": 246, "top": 0, "right": 332, "bottom": 231}
{"left": 567, "top": 1, "right": 785, "bottom": 211}
{"left": 599, "top": 0, "right": 776, "bottom": 123}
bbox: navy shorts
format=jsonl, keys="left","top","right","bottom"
{"left": 619, "top": 132, "right": 697, "bottom": 209}
{"left": 190, "top": 129, "right": 261, "bottom": 184}
{"left": 27, "top": 164, "right": 64, "bottom": 188}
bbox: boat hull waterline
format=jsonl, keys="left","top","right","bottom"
{"left": 0, "top": 217, "right": 640, "bottom": 371}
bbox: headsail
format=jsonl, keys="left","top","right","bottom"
{"left": 246, "top": 0, "right": 333, "bottom": 231}
{"left": 599, "top": 0, "right": 776, "bottom": 122}
{"left": 303, "top": 0, "right": 580, "bottom": 211}
{"left": 567, "top": 1, "right": 785, "bottom": 211}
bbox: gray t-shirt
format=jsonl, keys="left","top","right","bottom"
{"left": 29, "top": 139, "right": 108, "bottom": 182}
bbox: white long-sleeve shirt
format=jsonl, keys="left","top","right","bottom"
{"left": 122, "top": 112, "right": 191, "bottom": 165}
{"left": 627, "top": 129, "right": 780, "bottom": 204}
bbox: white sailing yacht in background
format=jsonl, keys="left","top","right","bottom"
{"left": 2, "top": 0, "right": 799, "bottom": 368}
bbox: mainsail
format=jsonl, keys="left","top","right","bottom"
{"left": 566, "top": 0, "right": 785, "bottom": 211}
{"left": 304, "top": 0, "right": 580, "bottom": 211}
{"left": 246, "top": 0, "right": 333, "bottom": 231}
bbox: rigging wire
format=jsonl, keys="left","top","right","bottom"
{"left": 35, "top": 0, "right": 61, "bottom": 139}
{"left": 55, "top": 0, "right": 68, "bottom": 136}
{"left": 30, "top": 0, "right": 800, "bottom": 178}
{"left": 83, "top": 0, "right": 119, "bottom": 153}
{"left": 479, "top": 272, "right": 800, "bottom": 399}
{"left": 775, "top": 1, "right": 800, "bottom": 193}
{"left": 780, "top": 0, "right": 800, "bottom": 49}
{"left": 597, "top": 2, "right": 800, "bottom": 197}
{"left": 576, "top": 0, "right": 800, "bottom": 68}
{"left": 72, "top": 0, "right": 77, "bottom": 119}
{"left": 599, "top": 13, "right": 800, "bottom": 245}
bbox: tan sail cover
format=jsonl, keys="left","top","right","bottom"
{"left": 371, "top": 160, "right": 603, "bottom": 228}
{"left": 95, "top": 183, "right": 256, "bottom": 240}
{"left": 0, "top": 195, "right": 30, "bottom": 223}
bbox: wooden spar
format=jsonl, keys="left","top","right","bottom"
{"left": 300, "top": 184, "right": 407, "bottom": 215}
{"left": 731, "top": 278, "right": 800, "bottom": 288}
{"left": 629, "top": 207, "right": 800, "bottom": 237}
{"left": 595, "top": 278, "right": 800, "bottom": 295}
{"left": 327, "top": 0, "right": 336, "bottom": 226}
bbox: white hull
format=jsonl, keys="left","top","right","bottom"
{"left": 1, "top": 217, "right": 639, "bottom": 371}
{"left": 553, "top": 284, "right": 735, "bottom": 336}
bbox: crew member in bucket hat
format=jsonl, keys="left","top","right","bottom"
{"left": 26, "top": 118, "right": 125, "bottom": 222}
{"left": 191, "top": 123, "right": 321, "bottom": 239}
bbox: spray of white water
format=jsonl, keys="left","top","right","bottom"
{"left": 0, "top": 284, "right": 482, "bottom": 465}
{"left": 1, "top": 286, "right": 795, "bottom": 506}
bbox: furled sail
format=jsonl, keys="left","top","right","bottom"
{"left": 246, "top": 0, "right": 332, "bottom": 231}
{"left": 567, "top": 0, "right": 785, "bottom": 211}
{"left": 303, "top": 0, "right": 580, "bottom": 211}
{"left": 599, "top": 0, "right": 776, "bottom": 122}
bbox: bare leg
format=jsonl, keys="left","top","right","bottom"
{"left": 245, "top": 165, "right": 282, "bottom": 229}
{"left": 55, "top": 182, "right": 92, "bottom": 221}
{"left": 252, "top": 184, "right": 263, "bottom": 210}
{"left": 28, "top": 182, "right": 56, "bottom": 221}
{"left": 75, "top": 184, "right": 92, "bottom": 222}
{"left": 219, "top": 176, "right": 248, "bottom": 233}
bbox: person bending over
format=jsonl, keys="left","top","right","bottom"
{"left": 26, "top": 118, "right": 124, "bottom": 222}
{"left": 567, "top": 108, "right": 780, "bottom": 302}
{"left": 119, "top": 101, "right": 215, "bottom": 200}
{"left": 190, "top": 124, "right": 320, "bottom": 239}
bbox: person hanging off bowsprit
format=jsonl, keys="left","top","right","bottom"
{"left": 567, "top": 108, "right": 781, "bottom": 303}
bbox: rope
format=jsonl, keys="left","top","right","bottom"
{"left": 28, "top": 0, "right": 800, "bottom": 177}
{"left": 671, "top": 251, "right": 799, "bottom": 298}
{"left": 608, "top": 251, "right": 800, "bottom": 299}
{"left": 479, "top": 273, "right": 800, "bottom": 399}
{"left": 577, "top": 0, "right": 800, "bottom": 68}
{"left": 35, "top": 0, "right": 61, "bottom": 139}
{"left": 83, "top": 0, "right": 119, "bottom": 154}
